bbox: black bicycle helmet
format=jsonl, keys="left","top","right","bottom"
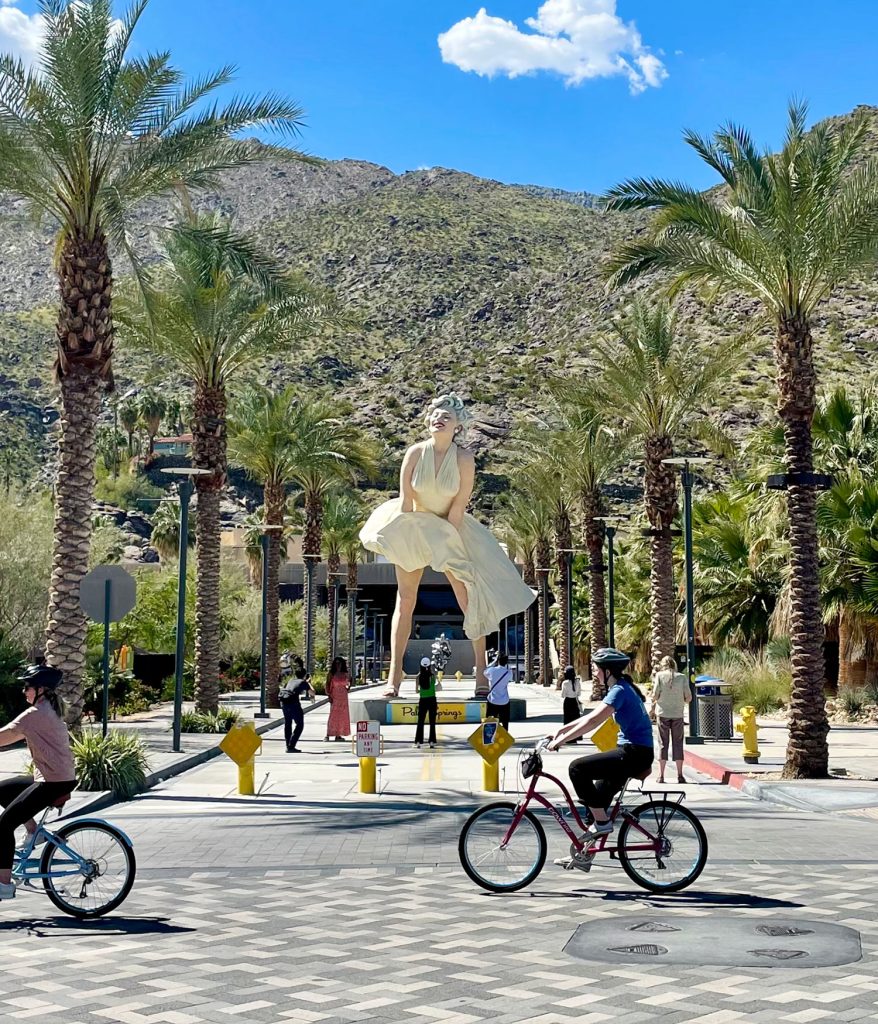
{"left": 17, "top": 664, "right": 63, "bottom": 690}
{"left": 591, "top": 647, "right": 630, "bottom": 674}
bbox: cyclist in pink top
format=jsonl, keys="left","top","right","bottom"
{"left": 0, "top": 665, "right": 76, "bottom": 901}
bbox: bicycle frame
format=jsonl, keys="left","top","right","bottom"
{"left": 12, "top": 808, "right": 133, "bottom": 886}
{"left": 505, "top": 761, "right": 684, "bottom": 857}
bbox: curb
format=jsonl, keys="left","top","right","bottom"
{"left": 683, "top": 747, "right": 778, "bottom": 803}
{"left": 62, "top": 682, "right": 382, "bottom": 821}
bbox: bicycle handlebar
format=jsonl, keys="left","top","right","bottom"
{"left": 534, "top": 737, "right": 552, "bottom": 753}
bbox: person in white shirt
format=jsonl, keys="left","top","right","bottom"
{"left": 483, "top": 654, "right": 512, "bottom": 730}
{"left": 559, "top": 665, "right": 582, "bottom": 743}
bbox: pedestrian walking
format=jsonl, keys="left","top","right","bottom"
{"left": 325, "top": 656, "right": 351, "bottom": 742}
{"left": 414, "top": 656, "right": 438, "bottom": 748}
{"left": 649, "top": 655, "right": 691, "bottom": 784}
{"left": 559, "top": 665, "right": 582, "bottom": 742}
{"left": 483, "top": 653, "right": 512, "bottom": 731}
{"left": 279, "top": 653, "right": 314, "bottom": 753}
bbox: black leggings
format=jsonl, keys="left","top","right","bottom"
{"left": 415, "top": 697, "right": 437, "bottom": 745}
{"left": 568, "top": 744, "right": 654, "bottom": 812}
{"left": 0, "top": 775, "right": 75, "bottom": 870}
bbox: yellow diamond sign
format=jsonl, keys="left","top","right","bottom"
{"left": 219, "top": 722, "right": 262, "bottom": 765}
{"left": 468, "top": 719, "right": 514, "bottom": 765}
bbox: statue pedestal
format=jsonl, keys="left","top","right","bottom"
{"left": 349, "top": 695, "right": 527, "bottom": 726}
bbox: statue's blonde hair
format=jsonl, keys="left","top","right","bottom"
{"left": 424, "top": 393, "right": 473, "bottom": 439}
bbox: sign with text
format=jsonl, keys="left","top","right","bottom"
{"left": 356, "top": 720, "right": 381, "bottom": 758}
{"left": 387, "top": 701, "right": 484, "bottom": 725}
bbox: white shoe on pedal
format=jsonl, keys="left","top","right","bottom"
{"left": 578, "top": 821, "right": 613, "bottom": 844}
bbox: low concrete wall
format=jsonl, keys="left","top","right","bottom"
{"left": 350, "top": 696, "right": 527, "bottom": 725}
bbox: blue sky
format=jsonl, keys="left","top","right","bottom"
{"left": 3, "top": 1, "right": 877, "bottom": 192}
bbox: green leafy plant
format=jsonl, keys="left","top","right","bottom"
{"left": 72, "top": 731, "right": 150, "bottom": 800}
{"left": 840, "top": 688, "right": 868, "bottom": 718}
{"left": 179, "top": 707, "right": 240, "bottom": 733}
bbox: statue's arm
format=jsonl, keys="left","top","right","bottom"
{"left": 399, "top": 444, "right": 420, "bottom": 513}
{"left": 447, "top": 450, "right": 475, "bottom": 530}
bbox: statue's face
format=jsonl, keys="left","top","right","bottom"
{"left": 428, "top": 405, "right": 459, "bottom": 438}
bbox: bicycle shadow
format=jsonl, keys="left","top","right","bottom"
{"left": 0, "top": 916, "right": 195, "bottom": 936}
{"left": 491, "top": 889, "right": 803, "bottom": 910}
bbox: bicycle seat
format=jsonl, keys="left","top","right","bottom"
{"left": 632, "top": 768, "right": 652, "bottom": 782}
{"left": 50, "top": 793, "right": 71, "bottom": 808}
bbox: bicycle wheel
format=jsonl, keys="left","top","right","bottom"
{"left": 459, "top": 801, "right": 546, "bottom": 893}
{"left": 617, "top": 800, "right": 707, "bottom": 894}
{"left": 40, "top": 821, "right": 136, "bottom": 918}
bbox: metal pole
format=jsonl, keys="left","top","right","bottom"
{"left": 361, "top": 605, "right": 369, "bottom": 683}
{"left": 331, "top": 579, "right": 340, "bottom": 660}
{"left": 347, "top": 589, "right": 357, "bottom": 664}
{"left": 682, "top": 462, "right": 703, "bottom": 744}
{"left": 606, "top": 526, "right": 616, "bottom": 649}
{"left": 303, "top": 557, "right": 315, "bottom": 676}
{"left": 256, "top": 532, "right": 269, "bottom": 719}
{"left": 565, "top": 550, "right": 574, "bottom": 668}
{"left": 172, "top": 479, "right": 192, "bottom": 753}
{"left": 101, "top": 579, "right": 112, "bottom": 738}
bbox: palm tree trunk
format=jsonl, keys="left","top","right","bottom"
{"left": 46, "top": 232, "right": 113, "bottom": 725}
{"left": 777, "top": 315, "right": 829, "bottom": 779}
{"left": 837, "top": 611, "right": 853, "bottom": 692}
{"left": 582, "top": 489, "right": 608, "bottom": 699}
{"left": 302, "top": 492, "right": 323, "bottom": 675}
{"left": 554, "top": 508, "right": 573, "bottom": 671}
{"left": 327, "top": 551, "right": 341, "bottom": 661}
{"left": 644, "top": 435, "right": 678, "bottom": 668}
{"left": 264, "top": 483, "right": 285, "bottom": 709}
{"left": 535, "top": 536, "right": 551, "bottom": 686}
{"left": 192, "top": 383, "right": 227, "bottom": 714}
{"left": 523, "top": 554, "right": 536, "bottom": 683}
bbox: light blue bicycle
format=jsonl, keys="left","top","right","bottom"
{"left": 12, "top": 796, "right": 136, "bottom": 918}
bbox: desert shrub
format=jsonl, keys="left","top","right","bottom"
{"left": 180, "top": 706, "right": 240, "bottom": 733}
{"left": 83, "top": 667, "right": 154, "bottom": 720}
{"left": 72, "top": 730, "right": 150, "bottom": 800}
{"left": 160, "top": 672, "right": 194, "bottom": 701}
{"left": 0, "top": 632, "right": 26, "bottom": 727}
{"left": 702, "top": 648, "right": 792, "bottom": 714}
{"left": 94, "top": 468, "right": 163, "bottom": 510}
{"left": 0, "top": 493, "right": 53, "bottom": 651}
{"left": 840, "top": 688, "right": 868, "bottom": 718}
{"left": 220, "top": 589, "right": 261, "bottom": 662}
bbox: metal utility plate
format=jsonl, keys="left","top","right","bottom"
{"left": 565, "top": 917, "right": 861, "bottom": 968}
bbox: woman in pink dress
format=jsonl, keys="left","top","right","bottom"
{"left": 324, "top": 656, "right": 351, "bottom": 742}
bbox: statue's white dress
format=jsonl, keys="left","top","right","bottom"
{"left": 359, "top": 441, "right": 535, "bottom": 639}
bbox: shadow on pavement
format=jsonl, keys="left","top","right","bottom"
{"left": 502, "top": 889, "right": 802, "bottom": 910}
{"left": 0, "top": 916, "right": 195, "bottom": 936}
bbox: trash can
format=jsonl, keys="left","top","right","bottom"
{"left": 695, "top": 679, "right": 734, "bottom": 741}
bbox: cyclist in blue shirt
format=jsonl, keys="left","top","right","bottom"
{"left": 548, "top": 648, "right": 654, "bottom": 858}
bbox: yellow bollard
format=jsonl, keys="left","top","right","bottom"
{"left": 482, "top": 758, "right": 499, "bottom": 792}
{"left": 735, "top": 705, "right": 760, "bottom": 764}
{"left": 219, "top": 720, "right": 262, "bottom": 795}
{"left": 360, "top": 756, "right": 377, "bottom": 793}
{"left": 239, "top": 757, "right": 256, "bottom": 795}
{"left": 437, "top": 670, "right": 444, "bottom": 683}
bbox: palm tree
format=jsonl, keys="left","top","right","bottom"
{"left": 604, "top": 103, "right": 878, "bottom": 776}
{"left": 321, "top": 491, "right": 364, "bottom": 662}
{"left": 284, "top": 399, "right": 377, "bottom": 674}
{"left": 497, "top": 492, "right": 539, "bottom": 683}
{"left": 229, "top": 388, "right": 310, "bottom": 707}
{"left": 578, "top": 300, "right": 738, "bottom": 672}
{"left": 150, "top": 499, "right": 196, "bottom": 563}
{"left": 118, "top": 397, "right": 140, "bottom": 458}
{"left": 139, "top": 391, "right": 166, "bottom": 458}
{"left": 118, "top": 220, "right": 341, "bottom": 712}
{"left": 0, "top": 0, "right": 308, "bottom": 720}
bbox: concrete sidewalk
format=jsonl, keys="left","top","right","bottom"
{"left": 0, "top": 683, "right": 380, "bottom": 819}
{"left": 684, "top": 715, "right": 878, "bottom": 815}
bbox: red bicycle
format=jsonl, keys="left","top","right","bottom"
{"left": 459, "top": 739, "right": 708, "bottom": 893}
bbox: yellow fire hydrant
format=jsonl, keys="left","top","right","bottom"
{"left": 735, "top": 705, "right": 760, "bottom": 764}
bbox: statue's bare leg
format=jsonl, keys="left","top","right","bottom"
{"left": 385, "top": 565, "right": 424, "bottom": 697}
{"left": 446, "top": 571, "right": 488, "bottom": 696}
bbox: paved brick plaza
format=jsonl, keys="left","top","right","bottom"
{"left": 2, "top": 683, "right": 877, "bottom": 1024}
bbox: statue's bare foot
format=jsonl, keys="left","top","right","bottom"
{"left": 383, "top": 682, "right": 400, "bottom": 698}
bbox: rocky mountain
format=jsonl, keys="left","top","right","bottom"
{"left": 1, "top": 106, "right": 878, "bottom": 509}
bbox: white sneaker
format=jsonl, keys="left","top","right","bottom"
{"left": 578, "top": 821, "right": 613, "bottom": 843}
{"left": 0, "top": 881, "right": 17, "bottom": 900}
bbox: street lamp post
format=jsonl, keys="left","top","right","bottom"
{"left": 327, "top": 571, "right": 346, "bottom": 662}
{"left": 376, "top": 613, "right": 388, "bottom": 680}
{"left": 535, "top": 566, "right": 552, "bottom": 686}
{"left": 557, "top": 549, "right": 577, "bottom": 669}
{"left": 592, "top": 517, "right": 628, "bottom": 651}
{"left": 254, "top": 525, "right": 284, "bottom": 720}
{"left": 359, "top": 599, "right": 372, "bottom": 683}
{"left": 663, "top": 456, "right": 711, "bottom": 745}
{"left": 347, "top": 586, "right": 358, "bottom": 664}
{"left": 161, "top": 466, "right": 212, "bottom": 753}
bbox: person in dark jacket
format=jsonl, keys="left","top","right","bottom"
{"left": 279, "top": 654, "right": 314, "bottom": 753}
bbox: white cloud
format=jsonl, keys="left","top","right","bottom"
{"left": 438, "top": 0, "right": 668, "bottom": 95}
{"left": 0, "top": 0, "right": 45, "bottom": 68}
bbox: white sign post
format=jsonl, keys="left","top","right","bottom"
{"left": 356, "top": 719, "right": 381, "bottom": 758}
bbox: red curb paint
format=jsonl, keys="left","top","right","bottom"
{"left": 683, "top": 748, "right": 749, "bottom": 789}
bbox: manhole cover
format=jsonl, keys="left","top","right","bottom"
{"left": 565, "top": 917, "right": 861, "bottom": 968}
